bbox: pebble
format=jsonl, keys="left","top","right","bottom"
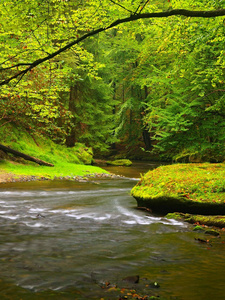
{"left": 1, "top": 172, "right": 123, "bottom": 184}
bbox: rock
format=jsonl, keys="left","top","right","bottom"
{"left": 149, "top": 281, "right": 160, "bottom": 288}
{"left": 193, "top": 225, "right": 205, "bottom": 232}
{"left": 106, "top": 159, "right": 132, "bottom": 166}
{"left": 36, "top": 213, "right": 45, "bottom": 218}
{"left": 204, "top": 229, "right": 220, "bottom": 236}
{"left": 166, "top": 213, "right": 225, "bottom": 229}
{"left": 122, "top": 275, "right": 139, "bottom": 283}
{"left": 195, "top": 238, "right": 212, "bottom": 246}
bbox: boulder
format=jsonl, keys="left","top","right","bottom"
{"left": 106, "top": 159, "right": 132, "bottom": 166}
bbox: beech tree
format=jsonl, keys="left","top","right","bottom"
{"left": 142, "top": 13, "right": 225, "bottom": 162}
{"left": 1, "top": 1, "right": 225, "bottom": 86}
{"left": 0, "top": 0, "right": 118, "bottom": 150}
{"left": 1, "top": 0, "right": 225, "bottom": 158}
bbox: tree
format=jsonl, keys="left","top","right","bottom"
{"left": 140, "top": 7, "right": 225, "bottom": 161}
{"left": 1, "top": 1, "right": 225, "bottom": 86}
{"left": 0, "top": 0, "right": 119, "bottom": 152}
{"left": 1, "top": 0, "right": 225, "bottom": 159}
{"left": 89, "top": 0, "right": 225, "bottom": 160}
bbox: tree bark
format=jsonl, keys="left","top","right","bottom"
{"left": 0, "top": 143, "right": 54, "bottom": 167}
{"left": 66, "top": 84, "right": 80, "bottom": 147}
{"left": 141, "top": 85, "right": 152, "bottom": 150}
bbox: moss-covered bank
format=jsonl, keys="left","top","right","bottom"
{"left": 131, "top": 163, "right": 225, "bottom": 215}
{"left": 0, "top": 124, "right": 110, "bottom": 183}
{"left": 0, "top": 162, "right": 113, "bottom": 184}
{"left": 166, "top": 213, "right": 225, "bottom": 228}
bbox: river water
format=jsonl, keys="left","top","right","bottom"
{"left": 0, "top": 162, "right": 225, "bottom": 300}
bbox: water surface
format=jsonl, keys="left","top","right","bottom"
{"left": 0, "top": 162, "right": 225, "bottom": 299}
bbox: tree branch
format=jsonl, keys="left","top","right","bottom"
{"left": 1, "top": 8, "right": 225, "bottom": 87}
{"left": 138, "top": 0, "right": 150, "bottom": 15}
{"left": 109, "top": 0, "right": 134, "bottom": 14}
{"left": 134, "top": 0, "right": 149, "bottom": 15}
{"left": 0, "top": 63, "right": 32, "bottom": 71}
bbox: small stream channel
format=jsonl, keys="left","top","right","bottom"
{"left": 0, "top": 162, "right": 225, "bottom": 299}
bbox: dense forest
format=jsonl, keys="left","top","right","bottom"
{"left": 1, "top": 0, "right": 225, "bottom": 162}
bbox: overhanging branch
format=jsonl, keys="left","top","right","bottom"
{"left": 1, "top": 8, "right": 225, "bottom": 87}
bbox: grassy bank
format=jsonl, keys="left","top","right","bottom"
{"left": 131, "top": 163, "right": 225, "bottom": 215}
{"left": 0, "top": 160, "right": 109, "bottom": 183}
{"left": 0, "top": 124, "right": 109, "bottom": 182}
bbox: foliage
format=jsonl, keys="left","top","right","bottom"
{"left": 65, "top": 71, "right": 117, "bottom": 152}
{"left": 0, "top": 0, "right": 225, "bottom": 159}
{"left": 0, "top": 0, "right": 118, "bottom": 153}
{"left": 140, "top": 7, "right": 225, "bottom": 161}
{"left": 84, "top": 0, "right": 225, "bottom": 160}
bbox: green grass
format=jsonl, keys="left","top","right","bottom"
{"left": 131, "top": 163, "right": 225, "bottom": 204}
{"left": 0, "top": 160, "right": 108, "bottom": 179}
{"left": 0, "top": 123, "right": 108, "bottom": 179}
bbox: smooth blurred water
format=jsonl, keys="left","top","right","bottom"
{"left": 0, "top": 162, "right": 225, "bottom": 300}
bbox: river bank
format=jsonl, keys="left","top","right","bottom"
{"left": 2, "top": 160, "right": 225, "bottom": 229}
{"left": 0, "top": 158, "right": 113, "bottom": 184}
{"left": 0, "top": 171, "right": 122, "bottom": 184}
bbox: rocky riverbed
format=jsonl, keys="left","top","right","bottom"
{"left": 0, "top": 172, "right": 123, "bottom": 184}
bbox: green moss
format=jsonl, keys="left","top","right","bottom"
{"left": 106, "top": 159, "right": 132, "bottom": 166}
{"left": 0, "top": 123, "right": 108, "bottom": 179}
{"left": 186, "top": 215, "right": 225, "bottom": 228}
{"left": 193, "top": 225, "right": 220, "bottom": 236}
{"left": 165, "top": 213, "right": 184, "bottom": 221}
{"left": 193, "top": 225, "right": 205, "bottom": 232}
{"left": 0, "top": 160, "right": 108, "bottom": 180}
{"left": 166, "top": 212, "right": 225, "bottom": 228}
{"left": 131, "top": 163, "right": 225, "bottom": 215}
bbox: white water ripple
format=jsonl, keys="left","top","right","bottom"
{"left": 115, "top": 200, "right": 185, "bottom": 226}
{"left": 0, "top": 215, "right": 20, "bottom": 220}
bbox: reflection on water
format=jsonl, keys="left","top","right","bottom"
{"left": 102, "top": 160, "right": 166, "bottom": 179}
{"left": 0, "top": 163, "right": 225, "bottom": 299}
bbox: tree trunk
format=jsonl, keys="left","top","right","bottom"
{"left": 142, "top": 86, "right": 152, "bottom": 150}
{"left": 66, "top": 84, "right": 79, "bottom": 147}
{"left": 0, "top": 144, "right": 54, "bottom": 167}
{"left": 142, "top": 128, "right": 152, "bottom": 150}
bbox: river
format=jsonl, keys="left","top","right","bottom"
{"left": 0, "top": 162, "right": 225, "bottom": 299}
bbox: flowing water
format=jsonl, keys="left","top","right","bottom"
{"left": 0, "top": 162, "right": 225, "bottom": 300}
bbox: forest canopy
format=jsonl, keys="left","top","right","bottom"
{"left": 1, "top": 0, "right": 225, "bottom": 161}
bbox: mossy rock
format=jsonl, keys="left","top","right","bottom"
{"left": 106, "top": 159, "right": 132, "bottom": 166}
{"left": 204, "top": 229, "right": 220, "bottom": 236}
{"left": 132, "top": 195, "right": 225, "bottom": 215}
{"left": 131, "top": 163, "right": 225, "bottom": 215}
{"left": 193, "top": 225, "right": 205, "bottom": 232}
{"left": 166, "top": 212, "right": 225, "bottom": 229}
{"left": 165, "top": 212, "right": 185, "bottom": 221}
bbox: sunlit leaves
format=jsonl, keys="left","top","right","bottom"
{"left": 0, "top": 0, "right": 225, "bottom": 156}
{"left": 132, "top": 1, "right": 225, "bottom": 161}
